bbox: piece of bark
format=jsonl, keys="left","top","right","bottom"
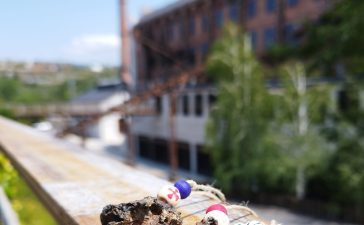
{"left": 196, "top": 217, "right": 218, "bottom": 225}
{"left": 100, "top": 196, "right": 183, "bottom": 225}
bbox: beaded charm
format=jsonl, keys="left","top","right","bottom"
{"left": 203, "top": 204, "right": 229, "bottom": 225}
{"left": 174, "top": 179, "right": 192, "bottom": 199}
{"left": 157, "top": 185, "right": 181, "bottom": 206}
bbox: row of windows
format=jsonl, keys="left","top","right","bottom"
{"left": 169, "top": 3, "right": 240, "bottom": 41}
{"left": 155, "top": 94, "right": 217, "bottom": 117}
{"left": 138, "top": 136, "right": 213, "bottom": 175}
{"left": 168, "top": 0, "right": 300, "bottom": 41}
{"left": 248, "top": 23, "right": 298, "bottom": 50}
{"left": 248, "top": 0, "right": 300, "bottom": 18}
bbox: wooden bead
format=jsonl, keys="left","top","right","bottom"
{"left": 203, "top": 210, "right": 230, "bottom": 225}
{"left": 206, "top": 204, "right": 228, "bottom": 215}
{"left": 157, "top": 185, "right": 181, "bottom": 206}
{"left": 174, "top": 180, "right": 192, "bottom": 199}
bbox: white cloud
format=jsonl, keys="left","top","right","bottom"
{"left": 63, "top": 34, "right": 120, "bottom": 65}
{"left": 68, "top": 34, "right": 120, "bottom": 55}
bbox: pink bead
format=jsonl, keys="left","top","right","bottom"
{"left": 206, "top": 204, "right": 228, "bottom": 215}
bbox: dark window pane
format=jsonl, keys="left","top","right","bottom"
{"left": 195, "top": 94, "right": 203, "bottom": 116}
{"left": 287, "top": 0, "right": 299, "bottom": 7}
{"left": 214, "top": 9, "right": 224, "bottom": 27}
{"left": 264, "top": 27, "right": 277, "bottom": 49}
{"left": 247, "top": 0, "right": 257, "bottom": 18}
{"left": 249, "top": 30, "right": 258, "bottom": 50}
{"left": 230, "top": 3, "right": 239, "bottom": 21}
{"left": 266, "top": 0, "right": 277, "bottom": 12}
{"left": 209, "top": 94, "right": 217, "bottom": 109}
{"left": 202, "top": 15, "right": 209, "bottom": 32}
{"left": 154, "top": 139, "right": 169, "bottom": 164}
{"left": 197, "top": 145, "right": 213, "bottom": 176}
{"left": 138, "top": 136, "right": 150, "bottom": 158}
{"left": 183, "top": 95, "right": 189, "bottom": 115}
{"left": 189, "top": 18, "right": 195, "bottom": 35}
{"left": 201, "top": 43, "right": 209, "bottom": 60}
{"left": 178, "top": 142, "right": 190, "bottom": 170}
{"left": 285, "top": 23, "right": 299, "bottom": 46}
{"left": 139, "top": 136, "right": 153, "bottom": 159}
{"left": 155, "top": 96, "right": 162, "bottom": 114}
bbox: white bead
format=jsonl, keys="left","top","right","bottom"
{"left": 204, "top": 210, "right": 230, "bottom": 225}
{"left": 157, "top": 185, "right": 181, "bottom": 206}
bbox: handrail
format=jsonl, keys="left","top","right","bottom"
{"left": 0, "top": 116, "right": 266, "bottom": 225}
{"left": 0, "top": 187, "right": 20, "bottom": 225}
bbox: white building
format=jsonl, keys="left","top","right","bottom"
{"left": 70, "top": 82, "right": 130, "bottom": 145}
{"left": 131, "top": 86, "right": 217, "bottom": 176}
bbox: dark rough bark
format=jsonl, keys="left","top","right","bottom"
{"left": 100, "top": 196, "right": 182, "bottom": 225}
{"left": 196, "top": 217, "right": 218, "bottom": 225}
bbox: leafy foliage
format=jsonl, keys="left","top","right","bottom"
{"left": 206, "top": 24, "right": 275, "bottom": 192}
{"left": 271, "top": 0, "right": 364, "bottom": 75}
{"left": 0, "top": 153, "right": 57, "bottom": 225}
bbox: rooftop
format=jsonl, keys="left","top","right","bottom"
{"left": 138, "top": 0, "right": 198, "bottom": 24}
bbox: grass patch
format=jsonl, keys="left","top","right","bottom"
{"left": 0, "top": 153, "right": 57, "bottom": 225}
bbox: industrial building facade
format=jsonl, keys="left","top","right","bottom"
{"left": 131, "top": 0, "right": 329, "bottom": 177}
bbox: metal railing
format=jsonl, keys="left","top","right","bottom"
{"left": 0, "top": 187, "right": 20, "bottom": 225}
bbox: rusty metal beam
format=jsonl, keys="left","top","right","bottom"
{"left": 60, "top": 66, "right": 203, "bottom": 136}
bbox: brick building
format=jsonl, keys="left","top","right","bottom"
{"left": 131, "top": 0, "right": 330, "bottom": 177}
{"left": 133, "top": 0, "right": 330, "bottom": 87}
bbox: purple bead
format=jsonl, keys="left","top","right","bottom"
{"left": 174, "top": 180, "right": 192, "bottom": 199}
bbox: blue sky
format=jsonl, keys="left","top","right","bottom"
{"left": 0, "top": 0, "right": 177, "bottom": 66}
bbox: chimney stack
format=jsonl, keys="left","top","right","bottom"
{"left": 120, "top": 0, "right": 132, "bottom": 86}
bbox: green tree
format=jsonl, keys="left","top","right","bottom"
{"left": 273, "top": 0, "right": 364, "bottom": 75}
{"left": 206, "top": 24, "right": 274, "bottom": 192}
{"left": 267, "top": 62, "right": 332, "bottom": 199}
{"left": 0, "top": 76, "right": 20, "bottom": 101}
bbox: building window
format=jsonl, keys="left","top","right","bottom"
{"left": 249, "top": 30, "right": 258, "bottom": 50}
{"left": 214, "top": 9, "right": 224, "bottom": 28}
{"left": 155, "top": 96, "right": 162, "bottom": 114}
{"left": 208, "top": 94, "right": 217, "bottom": 109}
{"left": 177, "top": 142, "right": 190, "bottom": 170}
{"left": 287, "top": 0, "right": 299, "bottom": 7}
{"left": 266, "top": 0, "right": 277, "bottom": 12}
{"left": 202, "top": 15, "right": 209, "bottom": 32}
{"left": 138, "top": 136, "right": 156, "bottom": 160}
{"left": 229, "top": 3, "right": 239, "bottom": 21}
{"left": 189, "top": 18, "right": 195, "bottom": 35}
{"left": 285, "top": 23, "right": 298, "bottom": 46}
{"left": 201, "top": 43, "right": 209, "bottom": 60}
{"left": 197, "top": 145, "right": 213, "bottom": 176}
{"left": 154, "top": 139, "right": 169, "bottom": 164}
{"left": 183, "top": 95, "right": 189, "bottom": 116}
{"left": 173, "top": 23, "right": 180, "bottom": 41}
{"left": 195, "top": 94, "right": 203, "bottom": 116}
{"left": 264, "top": 27, "right": 277, "bottom": 49}
{"left": 247, "top": 0, "right": 257, "bottom": 18}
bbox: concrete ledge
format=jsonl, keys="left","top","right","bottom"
{"left": 0, "top": 116, "right": 264, "bottom": 225}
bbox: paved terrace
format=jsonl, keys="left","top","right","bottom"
{"left": 0, "top": 116, "right": 265, "bottom": 225}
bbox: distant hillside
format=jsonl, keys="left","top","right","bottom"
{"left": 0, "top": 61, "right": 118, "bottom": 85}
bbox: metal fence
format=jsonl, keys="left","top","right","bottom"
{"left": 0, "top": 187, "right": 20, "bottom": 225}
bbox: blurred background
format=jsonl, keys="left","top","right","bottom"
{"left": 0, "top": 0, "right": 363, "bottom": 224}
